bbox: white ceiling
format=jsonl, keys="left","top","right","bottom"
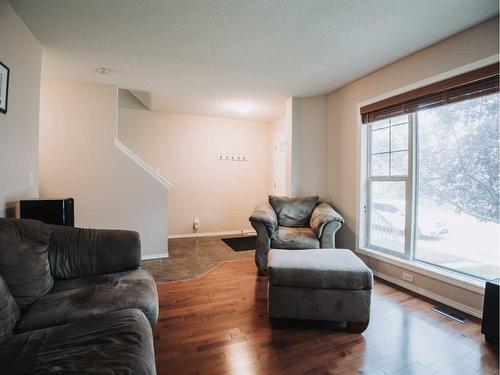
{"left": 9, "top": 0, "right": 499, "bottom": 122}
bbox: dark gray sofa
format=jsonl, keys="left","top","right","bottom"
{"left": 250, "top": 196, "right": 344, "bottom": 273}
{"left": 0, "top": 218, "right": 158, "bottom": 374}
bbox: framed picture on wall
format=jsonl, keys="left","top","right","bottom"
{"left": 0, "top": 61, "right": 10, "bottom": 114}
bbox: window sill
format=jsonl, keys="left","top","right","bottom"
{"left": 357, "top": 247, "right": 486, "bottom": 295}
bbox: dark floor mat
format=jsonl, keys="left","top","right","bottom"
{"left": 222, "top": 236, "right": 257, "bottom": 251}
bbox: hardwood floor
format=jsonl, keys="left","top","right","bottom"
{"left": 153, "top": 259, "right": 498, "bottom": 375}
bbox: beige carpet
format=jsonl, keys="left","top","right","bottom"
{"left": 141, "top": 236, "right": 255, "bottom": 282}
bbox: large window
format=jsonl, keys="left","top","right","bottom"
{"left": 362, "top": 65, "right": 499, "bottom": 281}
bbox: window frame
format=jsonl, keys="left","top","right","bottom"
{"left": 362, "top": 95, "right": 498, "bottom": 282}
{"left": 356, "top": 58, "right": 499, "bottom": 291}
{"left": 365, "top": 115, "right": 414, "bottom": 259}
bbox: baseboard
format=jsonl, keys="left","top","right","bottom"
{"left": 141, "top": 253, "right": 169, "bottom": 260}
{"left": 169, "top": 230, "right": 256, "bottom": 239}
{"left": 373, "top": 270, "right": 483, "bottom": 318}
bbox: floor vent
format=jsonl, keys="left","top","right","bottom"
{"left": 432, "top": 306, "right": 468, "bottom": 323}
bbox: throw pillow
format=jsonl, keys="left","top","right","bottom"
{"left": 269, "top": 195, "right": 319, "bottom": 227}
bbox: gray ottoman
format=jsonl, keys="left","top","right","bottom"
{"left": 268, "top": 249, "right": 373, "bottom": 333}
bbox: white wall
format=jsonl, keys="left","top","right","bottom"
{"left": 0, "top": 0, "right": 42, "bottom": 217}
{"left": 327, "top": 17, "right": 499, "bottom": 312}
{"left": 118, "top": 90, "right": 272, "bottom": 235}
{"left": 39, "top": 80, "right": 168, "bottom": 258}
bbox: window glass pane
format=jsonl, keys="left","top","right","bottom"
{"left": 371, "top": 127, "right": 390, "bottom": 154}
{"left": 369, "top": 117, "right": 409, "bottom": 177}
{"left": 370, "top": 118, "right": 390, "bottom": 130}
{"left": 390, "top": 114, "right": 408, "bottom": 126}
{"left": 414, "top": 93, "right": 499, "bottom": 280}
{"left": 391, "top": 124, "right": 408, "bottom": 151}
{"left": 391, "top": 150, "right": 408, "bottom": 176}
{"left": 369, "top": 181, "right": 406, "bottom": 253}
{"left": 371, "top": 153, "right": 389, "bottom": 176}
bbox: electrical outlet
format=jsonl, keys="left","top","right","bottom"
{"left": 402, "top": 272, "right": 414, "bottom": 283}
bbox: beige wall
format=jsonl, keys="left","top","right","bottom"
{"left": 327, "top": 17, "right": 499, "bottom": 313}
{"left": 295, "top": 95, "right": 328, "bottom": 199}
{"left": 0, "top": 0, "right": 42, "bottom": 217}
{"left": 118, "top": 90, "right": 272, "bottom": 235}
{"left": 287, "top": 97, "right": 300, "bottom": 196}
{"left": 270, "top": 115, "right": 287, "bottom": 196}
{"left": 39, "top": 80, "right": 168, "bottom": 258}
{"left": 270, "top": 116, "right": 286, "bottom": 136}
{"left": 273, "top": 96, "right": 329, "bottom": 199}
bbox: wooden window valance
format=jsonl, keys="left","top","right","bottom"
{"left": 361, "top": 63, "right": 499, "bottom": 124}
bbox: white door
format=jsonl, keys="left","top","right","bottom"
{"left": 273, "top": 133, "right": 287, "bottom": 196}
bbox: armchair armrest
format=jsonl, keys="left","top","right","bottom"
{"left": 310, "top": 202, "right": 344, "bottom": 238}
{"left": 249, "top": 202, "right": 278, "bottom": 238}
{"left": 47, "top": 224, "right": 141, "bottom": 279}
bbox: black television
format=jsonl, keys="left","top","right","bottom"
{"left": 20, "top": 198, "right": 74, "bottom": 227}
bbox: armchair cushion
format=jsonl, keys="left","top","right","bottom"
{"left": 0, "top": 218, "right": 54, "bottom": 309}
{"left": 249, "top": 202, "right": 278, "bottom": 238}
{"left": 47, "top": 224, "right": 141, "bottom": 279}
{"left": 310, "top": 202, "right": 344, "bottom": 238}
{"left": 0, "top": 275, "right": 20, "bottom": 344}
{"left": 271, "top": 227, "right": 320, "bottom": 250}
{"left": 269, "top": 195, "right": 319, "bottom": 227}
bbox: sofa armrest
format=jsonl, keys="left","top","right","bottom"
{"left": 310, "top": 202, "right": 344, "bottom": 238}
{"left": 249, "top": 202, "right": 278, "bottom": 238}
{"left": 47, "top": 225, "right": 142, "bottom": 279}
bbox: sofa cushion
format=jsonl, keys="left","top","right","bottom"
{"left": 0, "top": 218, "right": 53, "bottom": 309}
{"left": 0, "top": 276, "right": 20, "bottom": 344}
{"left": 271, "top": 227, "right": 320, "bottom": 250}
{"left": 269, "top": 195, "right": 319, "bottom": 227}
{"left": 47, "top": 224, "right": 141, "bottom": 279}
{"left": 268, "top": 249, "right": 373, "bottom": 290}
{"left": 17, "top": 269, "right": 158, "bottom": 332}
{"left": 0, "top": 309, "right": 156, "bottom": 375}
